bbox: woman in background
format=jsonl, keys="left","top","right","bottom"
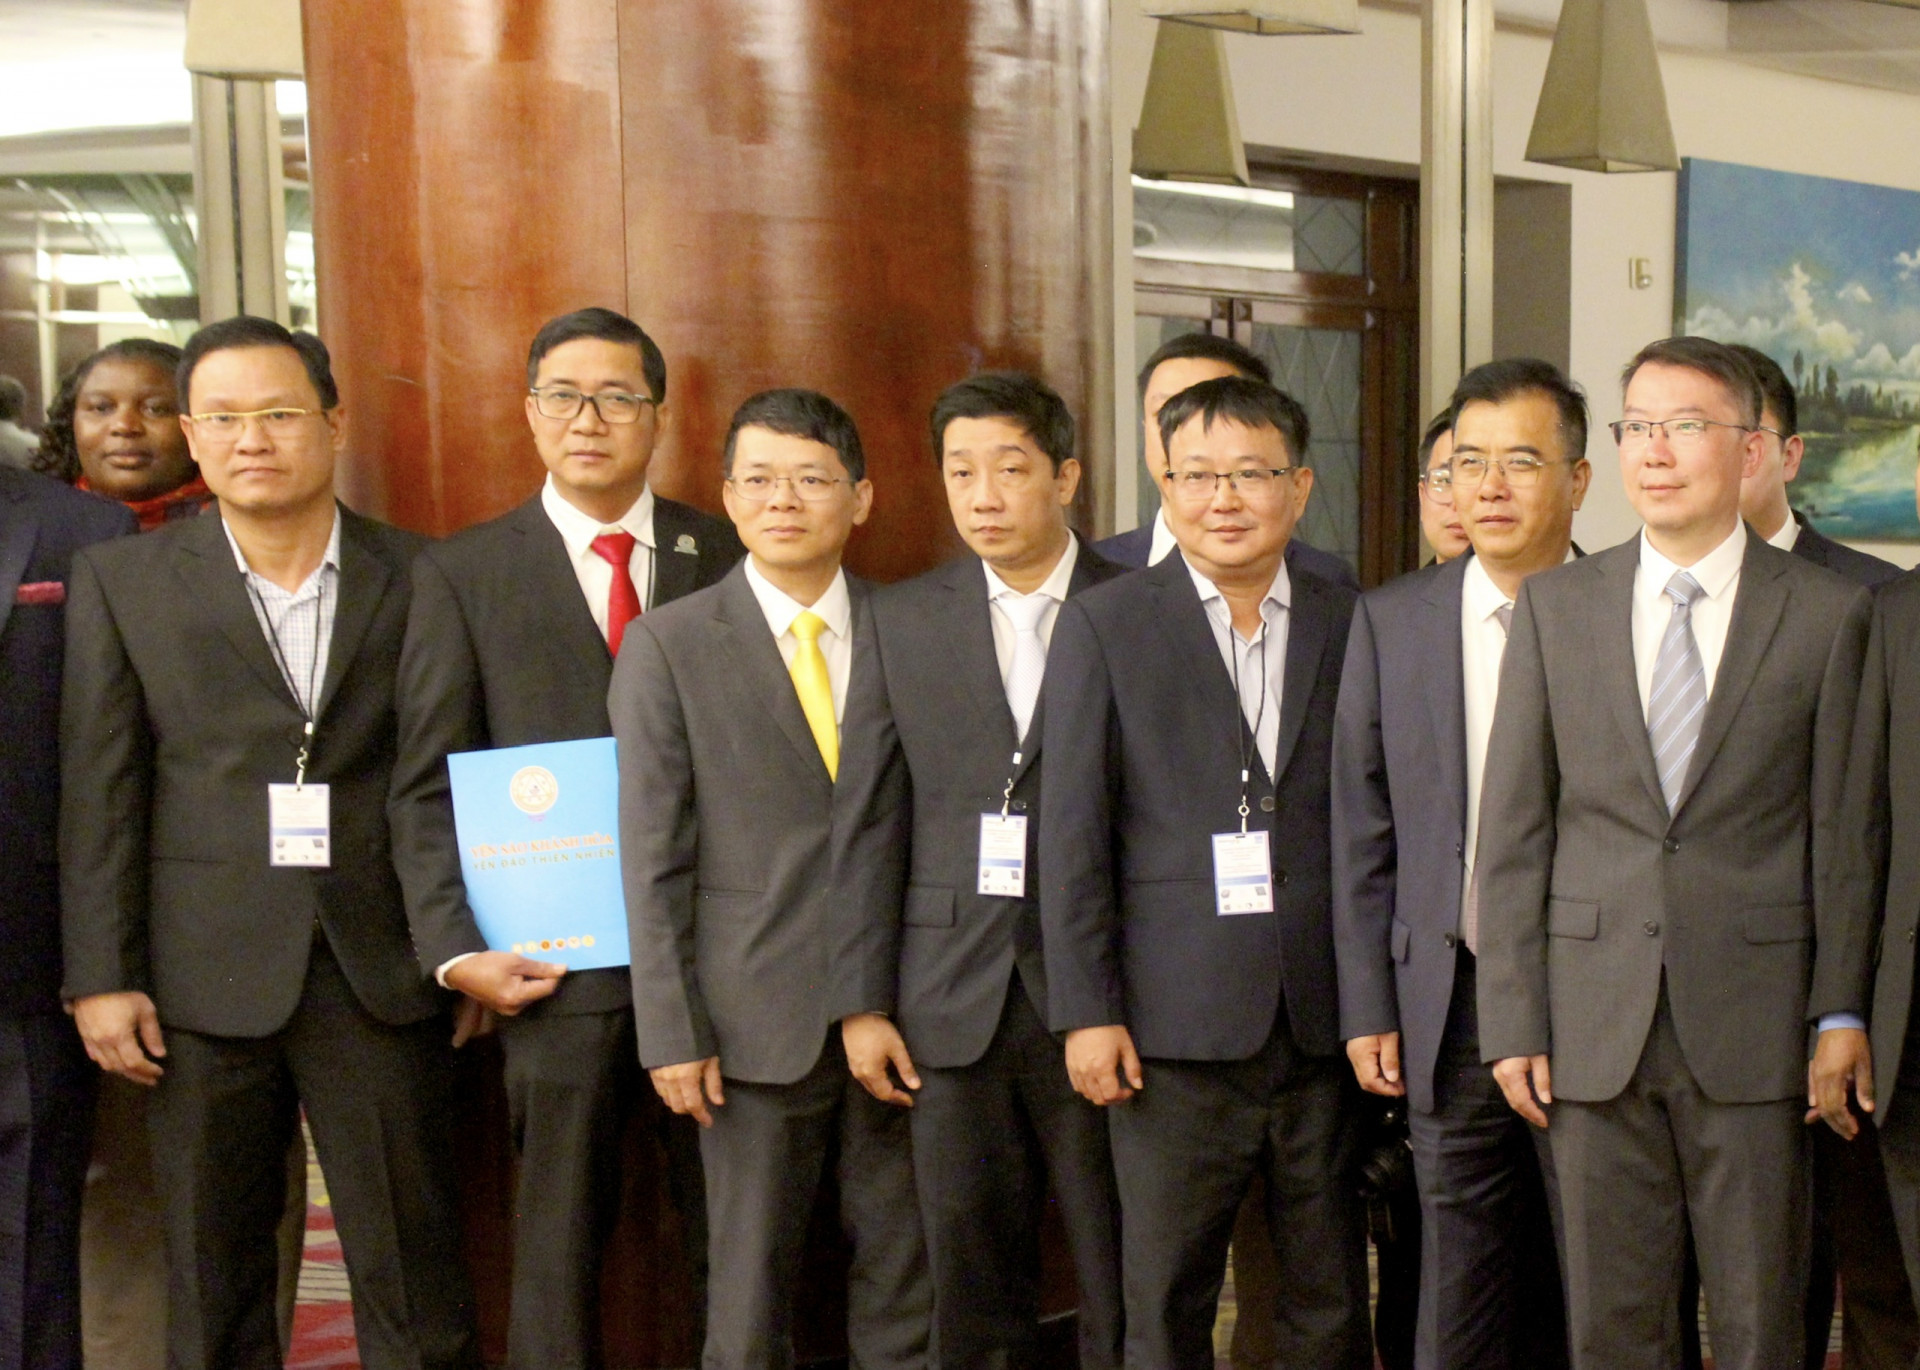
{"left": 35, "top": 339, "right": 211, "bottom": 525}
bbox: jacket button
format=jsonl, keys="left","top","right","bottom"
{"left": 1444, "top": 932, "right": 1458, "bottom": 948}
{"left": 1909, "top": 929, "right": 1916, "bottom": 944}
{"left": 1455, "top": 842, "right": 1465, "bottom": 859}
{"left": 1663, "top": 839, "right": 1679, "bottom": 854}
{"left": 1275, "top": 872, "right": 1290, "bottom": 888}
{"left": 1259, "top": 795, "right": 1276, "bottom": 813}
{"left": 1644, "top": 921, "right": 1659, "bottom": 936}
{"left": 1010, "top": 800, "right": 1028, "bottom": 813}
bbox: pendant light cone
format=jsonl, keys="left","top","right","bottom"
{"left": 1145, "top": 0, "right": 1361, "bottom": 36}
{"left": 1132, "top": 21, "right": 1251, "bottom": 186}
{"left": 1525, "top": 0, "right": 1678, "bottom": 173}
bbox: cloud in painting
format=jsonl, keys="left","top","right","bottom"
{"left": 1839, "top": 282, "right": 1874, "bottom": 305}
{"left": 1900, "top": 247, "right": 1920, "bottom": 281}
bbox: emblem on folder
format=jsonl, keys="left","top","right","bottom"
{"left": 508, "top": 765, "right": 559, "bottom": 817}
{"left": 674, "top": 533, "right": 697, "bottom": 554}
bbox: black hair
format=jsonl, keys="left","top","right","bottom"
{"left": 1448, "top": 357, "right": 1590, "bottom": 462}
{"left": 723, "top": 388, "right": 865, "bottom": 481}
{"left": 1416, "top": 409, "right": 1452, "bottom": 482}
{"left": 1155, "top": 375, "right": 1310, "bottom": 464}
{"left": 177, "top": 316, "right": 337, "bottom": 411}
{"left": 525, "top": 307, "right": 667, "bottom": 402}
{"left": 1725, "top": 343, "right": 1796, "bottom": 437}
{"left": 928, "top": 371, "right": 1075, "bottom": 471}
{"left": 34, "top": 338, "right": 185, "bottom": 483}
{"left": 1137, "top": 332, "right": 1272, "bottom": 397}
{"left": 0, "top": 374, "right": 25, "bottom": 424}
{"left": 1621, "top": 336, "right": 1763, "bottom": 429}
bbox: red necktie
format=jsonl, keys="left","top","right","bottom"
{"left": 590, "top": 531, "right": 641, "bottom": 657}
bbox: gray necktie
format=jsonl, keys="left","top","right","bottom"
{"left": 1461, "top": 601, "right": 1514, "bottom": 956}
{"left": 1647, "top": 571, "right": 1709, "bottom": 812}
{"left": 999, "top": 592, "right": 1051, "bottom": 743}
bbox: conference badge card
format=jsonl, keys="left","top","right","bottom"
{"left": 447, "top": 736, "right": 629, "bottom": 970}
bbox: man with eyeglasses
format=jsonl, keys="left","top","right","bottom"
{"left": 1043, "top": 374, "right": 1369, "bottom": 1368}
{"left": 1416, "top": 412, "right": 1471, "bottom": 564}
{"left": 1474, "top": 336, "right": 1874, "bottom": 1370}
{"left": 388, "top": 307, "right": 736, "bottom": 1367}
{"left": 1335, "top": 358, "right": 1588, "bottom": 1370}
{"left": 613, "top": 389, "right": 930, "bottom": 1369}
{"left": 60, "top": 316, "right": 480, "bottom": 1370}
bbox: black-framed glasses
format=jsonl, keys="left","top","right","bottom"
{"left": 1450, "top": 454, "right": 1562, "bottom": 489}
{"left": 726, "top": 472, "right": 852, "bottom": 503}
{"left": 1162, "top": 467, "right": 1305, "bottom": 499}
{"left": 1608, "top": 418, "right": 1752, "bottom": 449}
{"left": 529, "top": 387, "right": 658, "bottom": 425}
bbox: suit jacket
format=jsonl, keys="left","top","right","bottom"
{"left": 611, "top": 563, "right": 892, "bottom": 1085}
{"left": 60, "top": 504, "right": 444, "bottom": 1037}
{"left": 1039, "top": 551, "right": 1357, "bottom": 1061}
{"left": 1475, "top": 533, "right": 1871, "bottom": 1104}
{"left": 1330, "top": 556, "right": 1473, "bottom": 1115}
{"left": 1791, "top": 511, "right": 1902, "bottom": 589}
{"left": 1094, "top": 520, "right": 1360, "bottom": 591}
{"left": 1837, "top": 572, "right": 1920, "bottom": 1122}
{"left": 0, "top": 470, "right": 135, "bottom": 1014}
{"left": 389, "top": 492, "right": 741, "bottom": 1015}
{"left": 839, "top": 543, "right": 1129, "bottom": 1070}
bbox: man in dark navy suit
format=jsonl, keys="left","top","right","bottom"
{"left": 1096, "top": 333, "right": 1358, "bottom": 591}
{"left": 0, "top": 467, "right": 132, "bottom": 1369}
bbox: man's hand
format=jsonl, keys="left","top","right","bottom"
{"left": 1492, "top": 1054, "right": 1553, "bottom": 1128}
{"left": 73, "top": 992, "right": 166, "bottom": 1085}
{"left": 1348, "top": 1032, "right": 1407, "bottom": 1097}
{"left": 651, "top": 1057, "right": 725, "bottom": 1128}
{"left": 450, "top": 996, "right": 495, "bottom": 1048}
{"left": 1065, "top": 1025, "right": 1144, "bottom": 1106}
{"left": 1808, "top": 1027, "right": 1874, "bottom": 1139}
{"left": 444, "top": 951, "right": 566, "bottom": 1016}
{"left": 842, "top": 1013, "right": 921, "bottom": 1108}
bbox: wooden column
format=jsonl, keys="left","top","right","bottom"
{"left": 302, "top": 3, "right": 1111, "bottom": 1363}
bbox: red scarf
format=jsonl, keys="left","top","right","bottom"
{"left": 78, "top": 475, "right": 216, "bottom": 531}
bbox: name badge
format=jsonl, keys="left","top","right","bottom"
{"left": 268, "top": 784, "right": 331, "bottom": 868}
{"left": 978, "top": 813, "right": 1029, "bottom": 897}
{"left": 1212, "top": 830, "right": 1273, "bottom": 915}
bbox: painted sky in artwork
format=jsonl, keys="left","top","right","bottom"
{"left": 1678, "top": 158, "right": 1920, "bottom": 405}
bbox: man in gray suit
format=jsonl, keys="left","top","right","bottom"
{"left": 611, "top": 388, "right": 930, "bottom": 1370}
{"left": 1475, "top": 335, "right": 1874, "bottom": 1370}
{"left": 1335, "top": 358, "right": 1586, "bottom": 1370}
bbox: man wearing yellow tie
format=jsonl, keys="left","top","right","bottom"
{"left": 611, "top": 388, "right": 932, "bottom": 1370}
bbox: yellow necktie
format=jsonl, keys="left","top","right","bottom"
{"left": 789, "top": 610, "right": 838, "bottom": 779}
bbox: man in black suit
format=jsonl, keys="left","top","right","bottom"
{"left": 1095, "top": 332, "right": 1358, "bottom": 591}
{"left": 1727, "top": 342, "right": 1911, "bottom": 1370}
{"left": 613, "top": 389, "right": 930, "bottom": 1369}
{"left": 1043, "top": 375, "right": 1369, "bottom": 1369}
{"left": 60, "top": 317, "right": 477, "bottom": 1370}
{"left": 0, "top": 468, "right": 133, "bottom": 1368}
{"left": 1334, "top": 359, "right": 1587, "bottom": 1370}
{"left": 838, "top": 373, "right": 1125, "bottom": 1369}
{"left": 390, "top": 308, "right": 737, "bottom": 1367}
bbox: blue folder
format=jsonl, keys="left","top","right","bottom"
{"left": 446, "top": 736, "right": 630, "bottom": 970}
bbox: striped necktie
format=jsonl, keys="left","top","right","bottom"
{"left": 1647, "top": 571, "right": 1708, "bottom": 812}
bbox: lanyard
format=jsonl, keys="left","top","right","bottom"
{"left": 1228, "top": 618, "right": 1270, "bottom": 834}
{"left": 245, "top": 573, "right": 327, "bottom": 789}
{"left": 999, "top": 751, "right": 1023, "bottom": 817}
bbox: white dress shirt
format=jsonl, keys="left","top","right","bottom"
{"left": 1147, "top": 508, "right": 1178, "bottom": 567}
{"left": 1187, "top": 555, "right": 1290, "bottom": 780}
{"left": 744, "top": 558, "right": 853, "bottom": 727}
{"left": 223, "top": 509, "right": 341, "bottom": 719}
{"left": 1765, "top": 514, "right": 1801, "bottom": 554}
{"left": 982, "top": 534, "right": 1079, "bottom": 686}
{"left": 1632, "top": 522, "right": 1746, "bottom": 716}
{"left": 1460, "top": 554, "right": 1513, "bottom": 910}
{"left": 540, "top": 475, "right": 657, "bottom": 633}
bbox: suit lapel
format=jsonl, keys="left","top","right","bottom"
{"left": 1597, "top": 538, "right": 1669, "bottom": 816}
{"left": 1007, "top": 545, "right": 1117, "bottom": 786}
{"left": 0, "top": 479, "right": 37, "bottom": 644}
{"left": 1272, "top": 570, "right": 1331, "bottom": 783}
{"left": 1672, "top": 540, "right": 1787, "bottom": 816}
{"left": 172, "top": 514, "right": 301, "bottom": 711}
{"left": 943, "top": 556, "right": 1022, "bottom": 758}
{"left": 512, "top": 497, "right": 610, "bottom": 662}
{"left": 1148, "top": 554, "right": 1242, "bottom": 722}
{"left": 651, "top": 498, "right": 704, "bottom": 609}
{"left": 1421, "top": 559, "right": 1469, "bottom": 831}
{"left": 315, "top": 508, "right": 390, "bottom": 720}
{"left": 715, "top": 566, "right": 833, "bottom": 787}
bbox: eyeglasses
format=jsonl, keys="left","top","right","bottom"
{"left": 1163, "top": 467, "right": 1304, "bottom": 499}
{"left": 528, "top": 387, "right": 658, "bottom": 425}
{"left": 184, "top": 408, "right": 324, "bottom": 440}
{"left": 1608, "top": 418, "right": 1752, "bottom": 449}
{"left": 1419, "top": 468, "right": 1455, "bottom": 504}
{"left": 727, "top": 472, "right": 852, "bottom": 503}
{"left": 1450, "top": 454, "right": 1560, "bottom": 489}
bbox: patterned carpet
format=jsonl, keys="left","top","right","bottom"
{"left": 287, "top": 1132, "right": 359, "bottom": 1370}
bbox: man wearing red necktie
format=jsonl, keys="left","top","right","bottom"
{"left": 389, "top": 308, "right": 741, "bottom": 1367}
